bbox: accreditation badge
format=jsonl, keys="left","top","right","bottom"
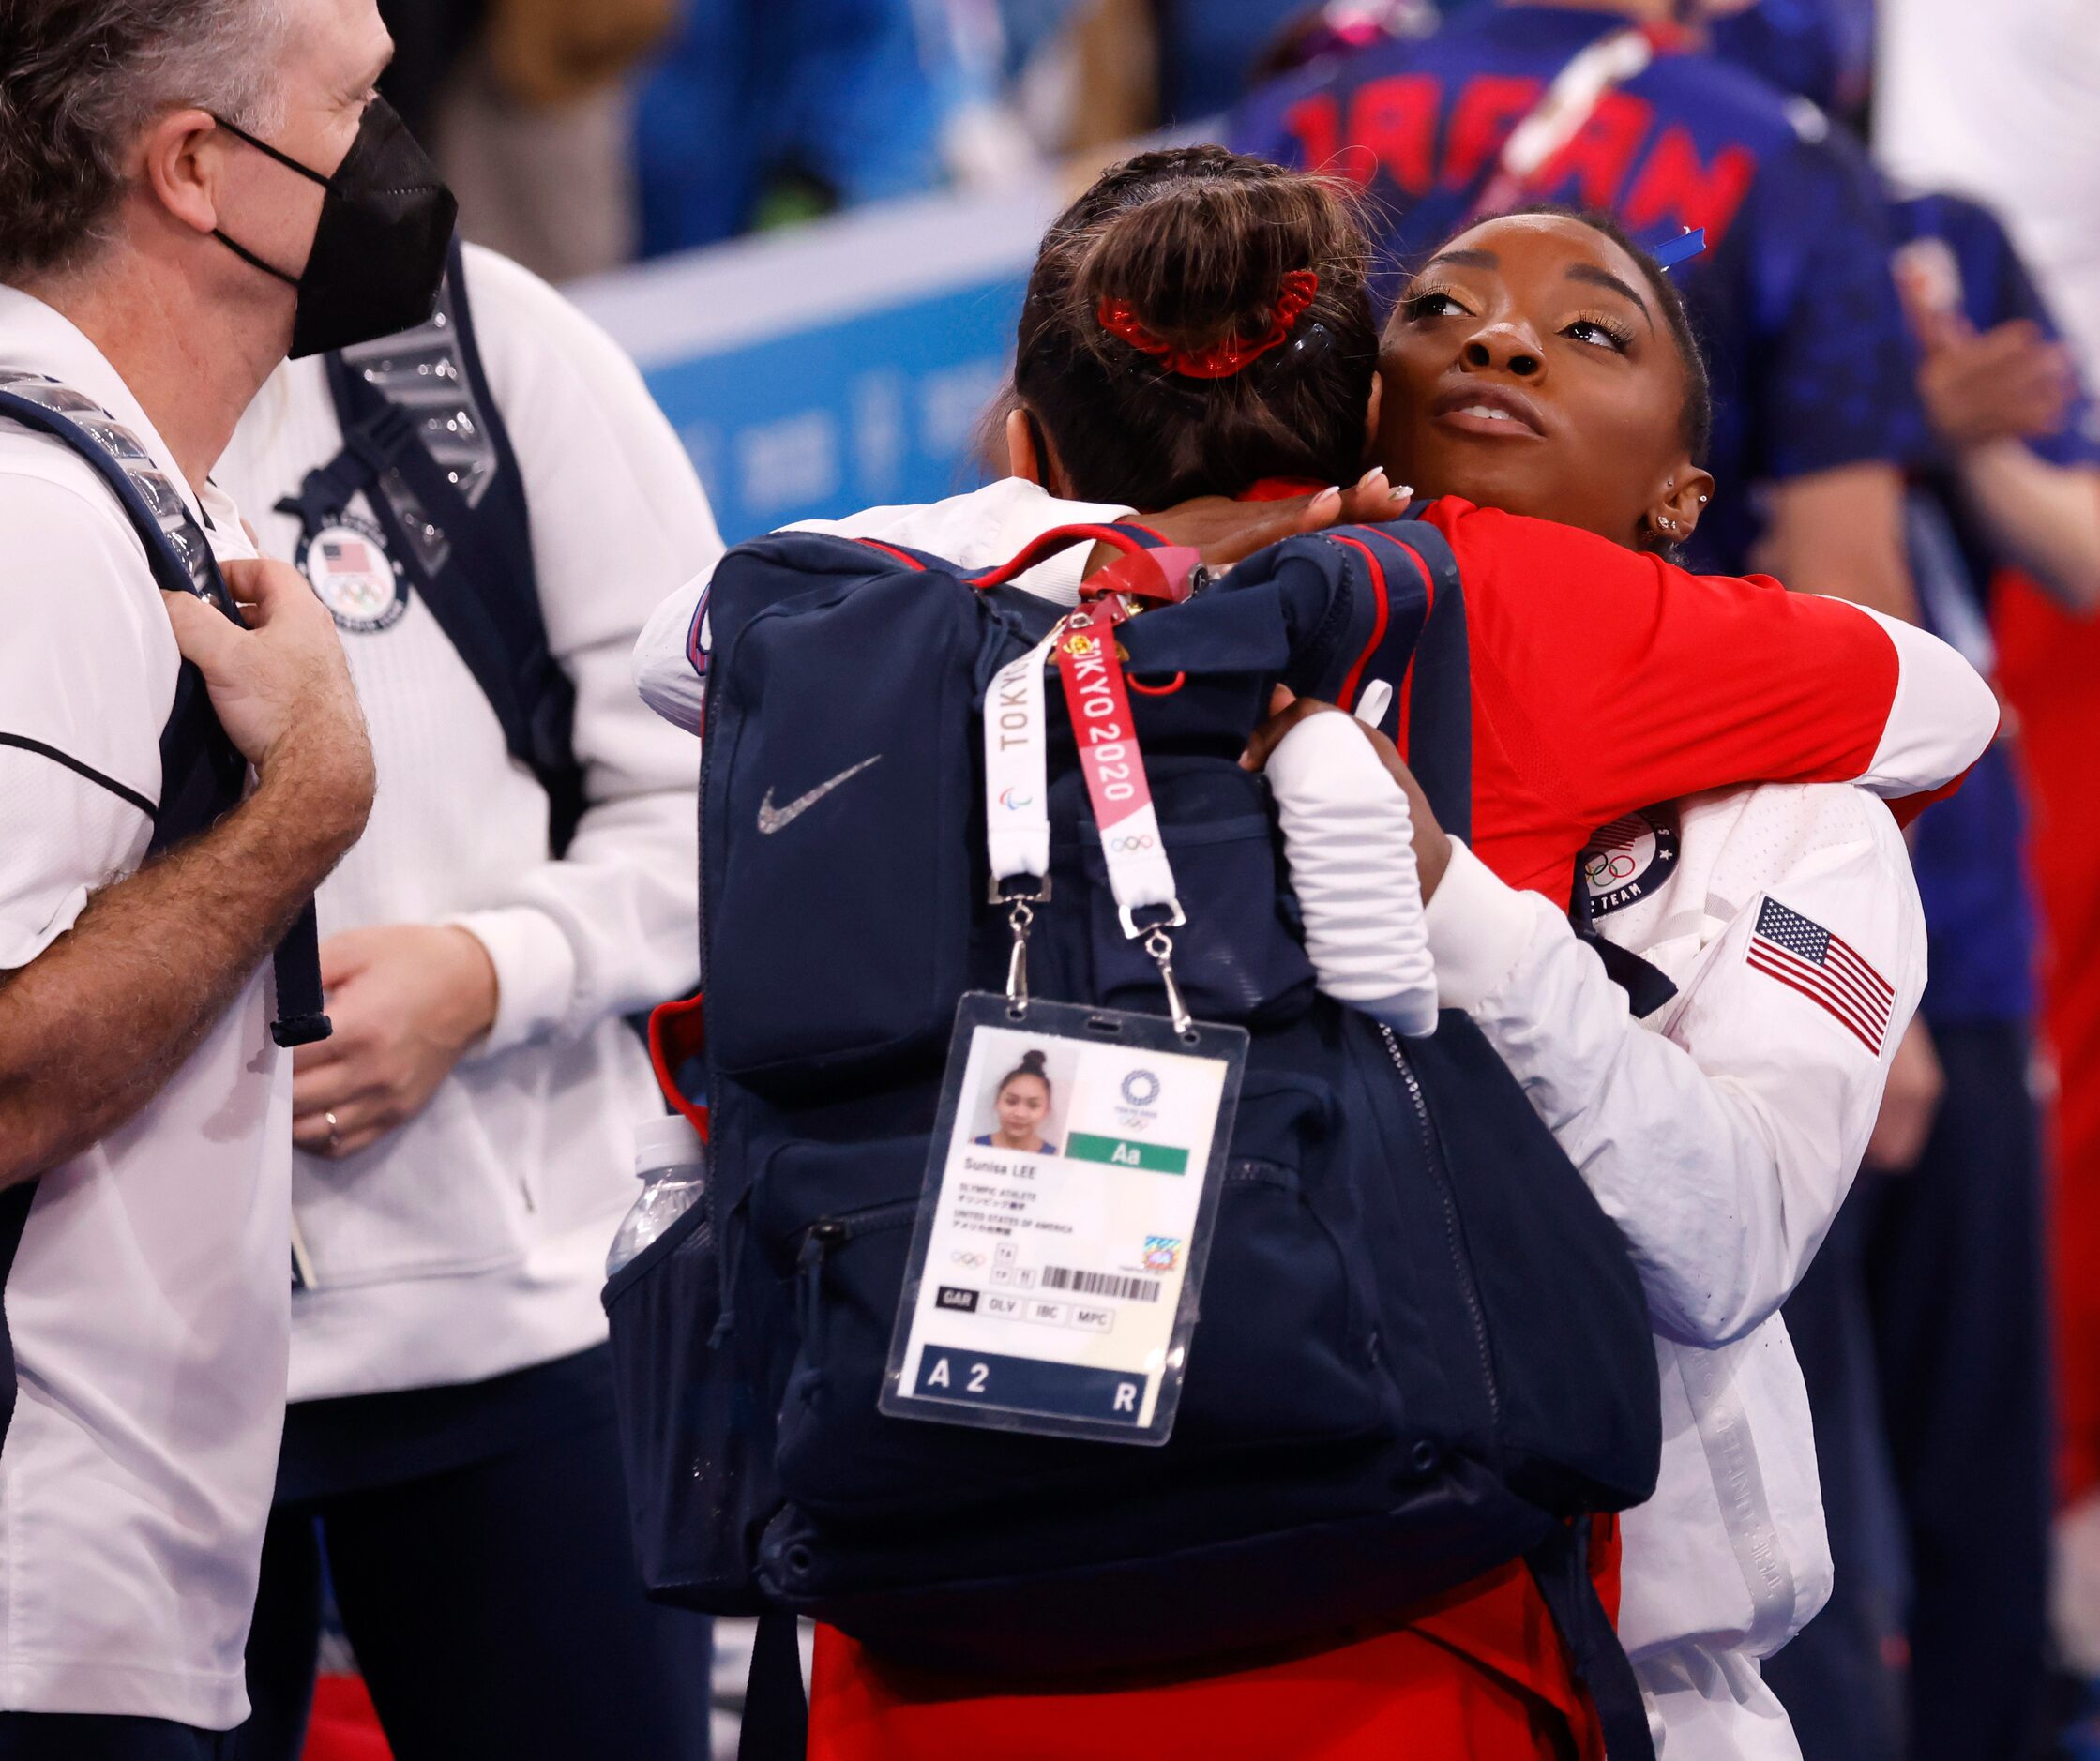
{"left": 298, "top": 511, "right": 409, "bottom": 633}
{"left": 881, "top": 993, "right": 1246, "bottom": 1446}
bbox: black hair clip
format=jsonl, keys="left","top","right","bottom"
{"left": 1255, "top": 320, "right": 1337, "bottom": 381}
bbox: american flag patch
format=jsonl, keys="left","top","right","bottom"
{"left": 320, "top": 537, "right": 375, "bottom": 572}
{"left": 1591, "top": 813, "right": 1645, "bottom": 853}
{"left": 1746, "top": 898, "right": 1895, "bottom": 1054}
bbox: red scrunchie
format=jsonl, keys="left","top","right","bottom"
{"left": 1097, "top": 270, "right": 1320, "bottom": 380}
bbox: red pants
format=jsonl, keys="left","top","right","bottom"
{"left": 1998, "top": 576, "right": 2100, "bottom": 1500}
{"left": 808, "top": 1525, "right": 1617, "bottom": 1761}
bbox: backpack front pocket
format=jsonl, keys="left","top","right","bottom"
{"left": 704, "top": 573, "right": 979, "bottom": 1091}
{"left": 603, "top": 1193, "right": 771, "bottom": 1611}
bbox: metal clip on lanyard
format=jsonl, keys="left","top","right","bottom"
{"left": 982, "top": 598, "right": 1195, "bottom": 1038}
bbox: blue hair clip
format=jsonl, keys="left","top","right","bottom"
{"left": 1652, "top": 227, "right": 1707, "bottom": 272}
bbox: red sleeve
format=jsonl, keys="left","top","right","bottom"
{"left": 1423, "top": 502, "right": 1903, "bottom": 859}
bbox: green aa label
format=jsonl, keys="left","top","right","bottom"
{"left": 1064, "top": 1132, "right": 1189, "bottom": 1174}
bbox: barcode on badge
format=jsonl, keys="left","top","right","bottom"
{"left": 1040, "top": 1267, "right": 1161, "bottom": 1303}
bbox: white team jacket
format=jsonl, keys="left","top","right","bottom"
{"left": 1427, "top": 788, "right": 1925, "bottom": 1761}
{"left": 219, "top": 246, "right": 720, "bottom": 1402}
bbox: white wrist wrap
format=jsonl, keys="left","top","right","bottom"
{"left": 1265, "top": 712, "right": 1440, "bottom": 1037}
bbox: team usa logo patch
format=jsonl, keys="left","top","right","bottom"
{"left": 298, "top": 512, "right": 408, "bottom": 633}
{"left": 1581, "top": 808, "right": 1680, "bottom": 916}
{"left": 1746, "top": 898, "right": 1895, "bottom": 1055}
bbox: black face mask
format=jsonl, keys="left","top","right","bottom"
{"left": 212, "top": 97, "right": 458, "bottom": 360}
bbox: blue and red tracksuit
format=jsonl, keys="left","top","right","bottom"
{"left": 1230, "top": 3, "right": 1930, "bottom": 576}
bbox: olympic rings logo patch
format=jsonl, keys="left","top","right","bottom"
{"left": 1587, "top": 850, "right": 1638, "bottom": 884}
{"left": 1580, "top": 808, "right": 1679, "bottom": 917}
{"left": 1107, "top": 833, "right": 1157, "bottom": 854}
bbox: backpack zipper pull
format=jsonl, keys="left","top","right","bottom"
{"left": 802, "top": 1218, "right": 848, "bottom": 1263}
{"left": 799, "top": 1219, "right": 849, "bottom": 1355}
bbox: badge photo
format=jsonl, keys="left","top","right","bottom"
{"left": 298, "top": 512, "right": 409, "bottom": 633}
{"left": 882, "top": 994, "right": 1246, "bottom": 1448}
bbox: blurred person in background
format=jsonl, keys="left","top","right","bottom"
{"left": 378, "top": 0, "right": 668, "bottom": 278}
{"left": 1060, "top": 0, "right": 1342, "bottom": 145}
{"left": 633, "top": 0, "right": 953, "bottom": 253}
{"left": 215, "top": 238, "right": 719, "bottom": 1760}
{"left": 1685, "top": 11, "right": 2100, "bottom": 1756}
{"left": 1231, "top": 0, "right": 1930, "bottom": 620}
{"left": 1889, "top": 0, "right": 2100, "bottom": 1711}
{"left": 1760, "top": 189, "right": 2099, "bottom": 1761}
{"left": 416, "top": 0, "right": 673, "bottom": 280}
{"left": 1876, "top": 0, "right": 2100, "bottom": 384}
{"left": 370, "top": 0, "right": 672, "bottom": 281}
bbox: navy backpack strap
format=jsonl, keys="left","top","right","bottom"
{"left": 1322, "top": 513, "right": 1674, "bottom": 1016}
{"left": 296, "top": 237, "right": 586, "bottom": 850}
{"left": 968, "top": 519, "right": 1182, "bottom": 590}
{"left": 0, "top": 1178, "right": 37, "bottom": 1457}
{"left": 1296, "top": 520, "right": 1473, "bottom": 843}
{"left": 1527, "top": 1521, "right": 1658, "bottom": 1761}
{"left": 0, "top": 382, "right": 330, "bottom": 1048}
{"left": 737, "top": 1610, "right": 808, "bottom": 1761}
{"left": 1386, "top": 519, "right": 1470, "bottom": 846}
{"left": 1567, "top": 844, "right": 1679, "bottom": 1019}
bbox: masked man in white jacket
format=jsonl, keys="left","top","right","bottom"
{"left": 217, "top": 241, "right": 718, "bottom": 1760}
{"left": 637, "top": 479, "right": 1952, "bottom": 1758}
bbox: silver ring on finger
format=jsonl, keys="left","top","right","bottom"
{"left": 325, "top": 1109, "right": 341, "bottom": 1152}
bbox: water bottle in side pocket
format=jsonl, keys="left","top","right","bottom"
{"left": 607, "top": 1114, "right": 707, "bottom": 1278}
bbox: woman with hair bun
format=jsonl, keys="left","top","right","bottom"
{"left": 637, "top": 148, "right": 1994, "bottom": 1760}
{"left": 973, "top": 1050, "right": 1057, "bottom": 1155}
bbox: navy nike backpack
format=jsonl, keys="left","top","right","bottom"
{"left": 606, "top": 518, "right": 1663, "bottom": 1756}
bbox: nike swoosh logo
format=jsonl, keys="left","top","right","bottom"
{"left": 756, "top": 755, "right": 884, "bottom": 835}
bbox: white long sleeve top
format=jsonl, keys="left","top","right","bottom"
{"left": 1262, "top": 713, "right": 1921, "bottom": 1755}
{"left": 218, "top": 245, "right": 721, "bottom": 1402}
{"left": 1422, "top": 785, "right": 1925, "bottom": 1757}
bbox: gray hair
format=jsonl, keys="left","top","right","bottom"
{"left": 0, "top": 0, "right": 292, "bottom": 283}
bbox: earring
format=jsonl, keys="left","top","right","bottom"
{"left": 1698, "top": 494, "right": 1709, "bottom": 505}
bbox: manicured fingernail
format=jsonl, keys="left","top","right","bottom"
{"left": 1312, "top": 486, "right": 1342, "bottom": 512}
{"left": 1390, "top": 482, "right": 1413, "bottom": 502}
{"left": 1357, "top": 467, "right": 1388, "bottom": 489}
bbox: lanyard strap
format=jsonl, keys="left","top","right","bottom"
{"left": 981, "top": 597, "right": 1193, "bottom": 1032}
{"left": 1052, "top": 601, "right": 1181, "bottom": 931}
{"left": 984, "top": 631, "right": 1058, "bottom": 895}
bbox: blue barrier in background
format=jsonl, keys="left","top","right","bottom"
{"left": 570, "top": 177, "right": 1067, "bottom": 543}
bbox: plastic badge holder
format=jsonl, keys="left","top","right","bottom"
{"left": 881, "top": 991, "right": 1246, "bottom": 1446}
